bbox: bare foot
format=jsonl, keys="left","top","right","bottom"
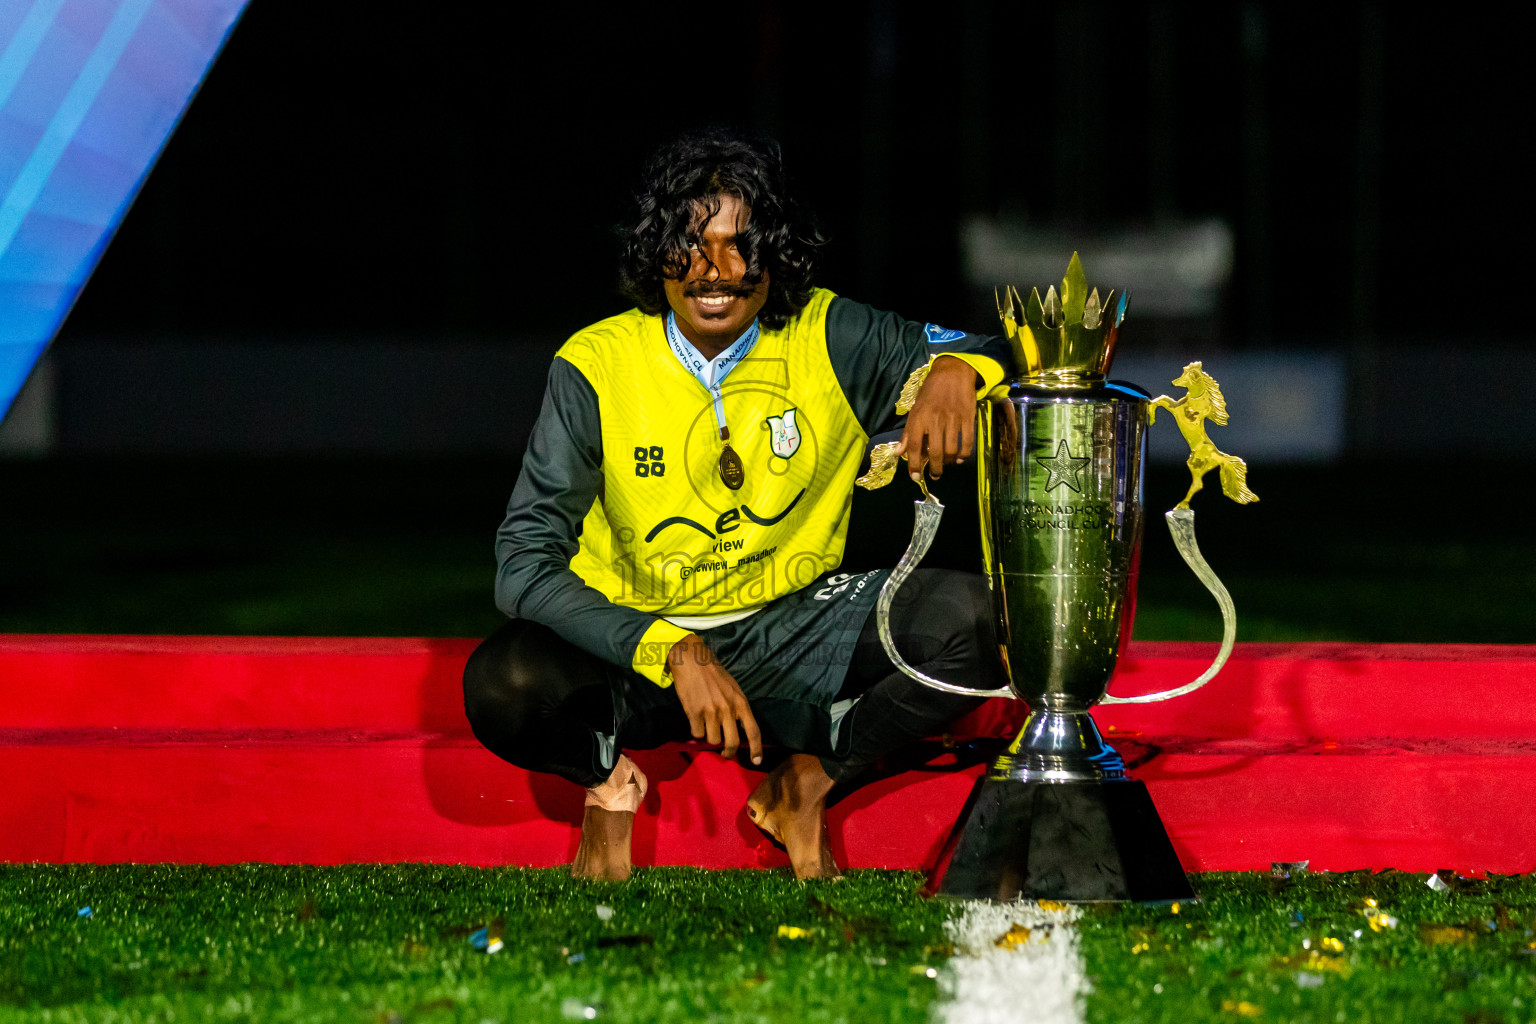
{"left": 572, "top": 755, "right": 645, "bottom": 881}
{"left": 746, "top": 753, "right": 839, "bottom": 879}
{"left": 571, "top": 805, "right": 635, "bottom": 881}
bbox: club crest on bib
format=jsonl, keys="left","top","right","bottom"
{"left": 765, "top": 407, "right": 801, "bottom": 459}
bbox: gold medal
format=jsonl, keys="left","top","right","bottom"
{"left": 718, "top": 427, "right": 744, "bottom": 490}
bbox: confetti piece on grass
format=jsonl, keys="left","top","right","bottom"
{"left": 1427, "top": 873, "right": 1451, "bottom": 892}
{"left": 469, "top": 929, "right": 503, "bottom": 955}
{"left": 777, "top": 925, "right": 812, "bottom": 939}
{"left": 1303, "top": 952, "right": 1350, "bottom": 975}
{"left": 1419, "top": 923, "right": 1476, "bottom": 946}
{"left": 595, "top": 904, "right": 613, "bottom": 921}
{"left": 76, "top": 907, "right": 92, "bottom": 918}
{"left": 1222, "top": 999, "right": 1263, "bottom": 1016}
{"left": 1274, "top": 950, "right": 1351, "bottom": 976}
{"left": 469, "top": 916, "right": 505, "bottom": 954}
{"left": 994, "top": 924, "right": 1032, "bottom": 949}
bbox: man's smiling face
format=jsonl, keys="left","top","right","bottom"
{"left": 662, "top": 193, "right": 770, "bottom": 358}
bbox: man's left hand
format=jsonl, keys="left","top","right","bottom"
{"left": 898, "top": 355, "right": 982, "bottom": 481}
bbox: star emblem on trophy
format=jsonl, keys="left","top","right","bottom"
{"left": 1037, "top": 439, "right": 1089, "bottom": 493}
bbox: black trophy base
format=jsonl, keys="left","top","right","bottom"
{"left": 929, "top": 776, "right": 1195, "bottom": 902}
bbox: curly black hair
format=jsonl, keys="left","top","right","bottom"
{"left": 618, "top": 127, "right": 824, "bottom": 329}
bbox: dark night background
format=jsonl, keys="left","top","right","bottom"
{"left": 2, "top": 0, "right": 1532, "bottom": 642}
{"left": 60, "top": 1, "right": 1533, "bottom": 355}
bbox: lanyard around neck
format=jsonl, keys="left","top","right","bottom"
{"left": 664, "top": 312, "right": 760, "bottom": 437}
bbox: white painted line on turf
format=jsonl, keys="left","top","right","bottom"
{"left": 933, "top": 900, "right": 1086, "bottom": 1024}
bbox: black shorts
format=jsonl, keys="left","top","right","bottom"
{"left": 616, "top": 568, "right": 890, "bottom": 754}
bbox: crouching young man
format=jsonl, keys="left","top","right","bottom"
{"left": 463, "top": 128, "right": 1012, "bottom": 880}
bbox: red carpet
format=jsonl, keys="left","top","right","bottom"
{"left": 2, "top": 636, "right": 1533, "bottom": 873}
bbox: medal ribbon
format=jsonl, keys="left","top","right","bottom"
{"left": 664, "top": 312, "right": 760, "bottom": 439}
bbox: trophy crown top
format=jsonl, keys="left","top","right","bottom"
{"left": 995, "top": 252, "right": 1130, "bottom": 387}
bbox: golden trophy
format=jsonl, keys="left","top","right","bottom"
{"left": 863, "top": 254, "right": 1256, "bottom": 901}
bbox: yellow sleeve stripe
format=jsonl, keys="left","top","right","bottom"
{"left": 633, "top": 617, "right": 693, "bottom": 687}
{"left": 934, "top": 352, "right": 1006, "bottom": 397}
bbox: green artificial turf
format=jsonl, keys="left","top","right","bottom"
{"left": 1078, "top": 871, "right": 1536, "bottom": 1024}
{"left": 4, "top": 866, "right": 1533, "bottom": 1023}
{"left": 0, "top": 865, "right": 953, "bottom": 1024}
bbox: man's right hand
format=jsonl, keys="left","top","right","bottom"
{"left": 668, "top": 634, "right": 764, "bottom": 765}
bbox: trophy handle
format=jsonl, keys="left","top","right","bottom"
{"left": 1101, "top": 507, "right": 1235, "bottom": 705}
{"left": 876, "top": 493, "right": 1016, "bottom": 699}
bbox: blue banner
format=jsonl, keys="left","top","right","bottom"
{"left": 0, "top": 0, "right": 246, "bottom": 420}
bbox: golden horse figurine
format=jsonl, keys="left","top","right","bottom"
{"left": 1149, "top": 362, "right": 1259, "bottom": 509}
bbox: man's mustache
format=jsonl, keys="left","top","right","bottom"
{"left": 684, "top": 281, "right": 759, "bottom": 298}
